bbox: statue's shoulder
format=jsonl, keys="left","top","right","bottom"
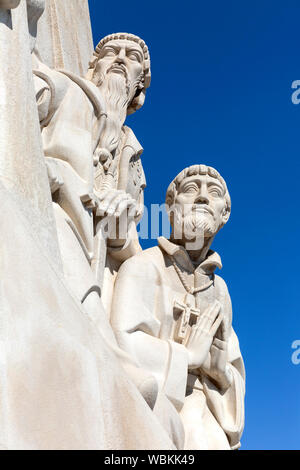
{"left": 122, "top": 125, "right": 143, "bottom": 156}
{"left": 214, "top": 274, "right": 233, "bottom": 323}
{"left": 33, "top": 61, "right": 70, "bottom": 94}
{"left": 214, "top": 273, "right": 231, "bottom": 298}
{"left": 56, "top": 69, "right": 106, "bottom": 118}
{"left": 119, "top": 245, "right": 164, "bottom": 277}
{"left": 33, "top": 62, "right": 72, "bottom": 126}
{"left": 214, "top": 273, "right": 228, "bottom": 289}
{"left": 34, "top": 61, "right": 105, "bottom": 118}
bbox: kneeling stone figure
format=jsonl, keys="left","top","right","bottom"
{"left": 111, "top": 164, "right": 245, "bottom": 450}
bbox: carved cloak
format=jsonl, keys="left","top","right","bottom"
{"left": 111, "top": 237, "right": 245, "bottom": 450}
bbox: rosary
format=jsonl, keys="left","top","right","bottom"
{"left": 170, "top": 254, "right": 214, "bottom": 344}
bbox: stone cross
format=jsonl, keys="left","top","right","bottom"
{"left": 173, "top": 299, "right": 201, "bottom": 344}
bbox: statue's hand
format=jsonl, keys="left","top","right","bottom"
{"left": 185, "top": 300, "right": 223, "bottom": 370}
{"left": 45, "top": 158, "right": 64, "bottom": 194}
{"left": 201, "top": 316, "right": 233, "bottom": 390}
{"left": 0, "top": 0, "right": 21, "bottom": 9}
{"left": 96, "top": 189, "right": 137, "bottom": 218}
{"left": 95, "top": 189, "right": 138, "bottom": 244}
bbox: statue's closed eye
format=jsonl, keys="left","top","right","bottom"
{"left": 208, "top": 186, "right": 223, "bottom": 197}
{"left": 102, "top": 48, "right": 117, "bottom": 57}
{"left": 182, "top": 183, "right": 198, "bottom": 193}
{"left": 128, "top": 52, "right": 142, "bottom": 62}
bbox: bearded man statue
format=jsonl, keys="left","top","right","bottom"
{"left": 33, "top": 32, "right": 151, "bottom": 327}
{"left": 111, "top": 164, "right": 246, "bottom": 450}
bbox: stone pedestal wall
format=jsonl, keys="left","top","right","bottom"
{"left": 36, "top": 0, "right": 94, "bottom": 76}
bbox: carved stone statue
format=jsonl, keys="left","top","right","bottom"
{"left": 87, "top": 33, "right": 151, "bottom": 315}
{"left": 32, "top": 32, "right": 151, "bottom": 325}
{"left": 0, "top": 0, "right": 246, "bottom": 451}
{"left": 0, "top": 1, "right": 183, "bottom": 450}
{"left": 111, "top": 164, "right": 245, "bottom": 450}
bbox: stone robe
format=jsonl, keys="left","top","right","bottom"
{"left": 111, "top": 237, "right": 245, "bottom": 450}
{"left": 0, "top": 184, "right": 177, "bottom": 450}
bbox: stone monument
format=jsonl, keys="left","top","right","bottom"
{"left": 0, "top": 0, "right": 245, "bottom": 450}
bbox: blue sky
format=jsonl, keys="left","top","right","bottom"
{"left": 89, "top": 0, "right": 300, "bottom": 450}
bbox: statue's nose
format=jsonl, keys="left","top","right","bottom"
{"left": 194, "top": 193, "right": 209, "bottom": 205}
{"left": 115, "top": 49, "right": 126, "bottom": 63}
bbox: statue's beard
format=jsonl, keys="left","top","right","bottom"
{"left": 98, "top": 70, "right": 141, "bottom": 155}
{"left": 172, "top": 206, "right": 217, "bottom": 241}
{"left": 97, "top": 72, "right": 130, "bottom": 154}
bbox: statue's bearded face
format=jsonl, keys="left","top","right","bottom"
{"left": 92, "top": 39, "right": 144, "bottom": 155}
{"left": 171, "top": 174, "right": 228, "bottom": 242}
{"left": 95, "top": 39, "right": 144, "bottom": 102}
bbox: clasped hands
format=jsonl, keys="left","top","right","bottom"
{"left": 185, "top": 300, "right": 232, "bottom": 390}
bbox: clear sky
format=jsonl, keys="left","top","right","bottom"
{"left": 89, "top": 0, "right": 300, "bottom": 450}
